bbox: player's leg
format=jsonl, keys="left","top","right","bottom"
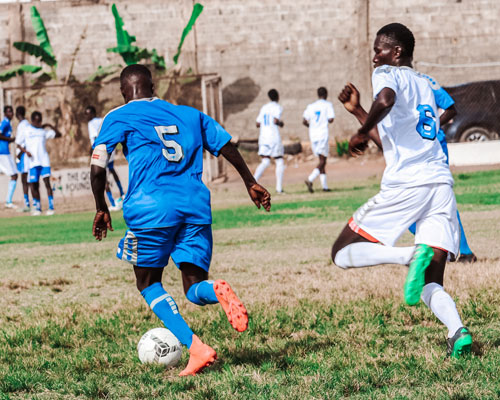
{"left": 42, "top": 173, "right": 54, "bottom": 214}
{"left": 118, "top": 227, "right": 216, "bottom": 376}
{"left": 172, "top": 224, "right": 248, "bottom": 333}
{"left": 21, "top": 173, "right": 30, "bottom": 211}
{"left": 456, "top": 211, "right": 476, "bottom": 262}
{"left": 5, "top": 173, "right": 18, "bottom": 208}
{"left": 274, "top": 156, "right": 285, "bottom": 193}
{"left": 29, "top": 167, "right": 42, "bottom": 214}
{"left": 421, "top": 251, "right": 472, "bottom": 357}
{"left": 254, "top": 155, "right": 271, "bottom": 180}
{"left": 318, "top": 154, "right": 330, "bottom": 191}
{"left": 108, "top": 162, "right": 125, "bottom": 198}
{"left": 305, "top": 143, "right": 320, "bottom": 193}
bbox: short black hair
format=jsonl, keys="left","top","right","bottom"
{"left": 377, "top": 23, "right": 415, "bottom": 58}
{"left": 85, "top": 105, "right": 96, "bottom": 114}
{"left": 317, "top": 87, "right": 328, "bottom": 98}
{"left": 120, "top": 64, "right": 152, "bottom": 83}
{"left": 31, "top": 111, "right": 42, "bottom": 122}
{"left": 16, "top": 106, "right": 26, "bottom": 117}
{"left": 268, "top": 89, "right": 279, "bottom": 102}
{"left": 4, "top": 105, "right": 13, "bottom": 113}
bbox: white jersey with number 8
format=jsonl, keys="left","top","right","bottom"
{"left": 372, "top": 65, "right": 452, "bottom": 190}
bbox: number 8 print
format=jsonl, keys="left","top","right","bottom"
{"left": 416, "top": 104, "right": 437, "bottom": 140}
{"left": 154, "top": 125, "right": 184, "bottom": 162}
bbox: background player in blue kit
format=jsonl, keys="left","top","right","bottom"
{"left": 90, "top": 65, "right": 271, "bottom": 376}
{"left": 0, "top": 106, "right": 18, "bottom": 209}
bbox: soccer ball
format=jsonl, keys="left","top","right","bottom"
{"left": 137, "top": 328, "right": 183, "bottom": 367}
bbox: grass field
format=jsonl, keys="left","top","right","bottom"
{"left": 1, "top": 170, "right": 499, "bottom": 399}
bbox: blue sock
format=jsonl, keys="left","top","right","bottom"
{"left": 186, "top": 280, "right": 219, "bottom": 306}
{"left": 408, "top": 222, "right": 416, "bottom": 235}
{"left": 457, "top": 211, "right": 472, "bottom": 255}
{"left": 33, "top": 199, "right": 41, "bottom": 211}
{"left": 48, "top": 195, "right": 54, "bottom": 210}
{"left": 106, "top": 191, "right": 116, "bottom": 207}
{"left": 6, "top": 180, "right": 16, "bottom": 203}
{"left": 116, "top": 181, "right": 124, "bottom": 197}
{"left": 24, "top": 194, "right": 30, "bottom": 208}
{"left": 141, "top": 282, "right": 194, "bottom": 348}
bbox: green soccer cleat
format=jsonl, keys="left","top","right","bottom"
{"left": 404, "top": 244, "right": 434, "bottom": 305}
{"left": 447, "top": 327, "right": 472, "bottom": 359}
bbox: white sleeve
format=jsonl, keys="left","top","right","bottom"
{"left": 372, "top": 66, "right": 398, "bottom": 99}
{"left": 303, "top": 105, "right": 311, "bottom": 121}
{"left": 256, "top": 107, "right": 264, "bottom": 124}
{"left": 45, "top": 129, "right": 56, "bottom": 140}
{"left": 15, "top": 128, "right": 25, "bottom": 146}
{"left": 327, "top": 102, "right": 335, "bottom": 119}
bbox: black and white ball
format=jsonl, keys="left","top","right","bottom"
{"left": 137, "top": 328, "right": 182, "bottom": 367}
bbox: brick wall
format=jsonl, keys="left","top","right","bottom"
{"left": 1, "top": 0, "right": 500, "bottom": 141}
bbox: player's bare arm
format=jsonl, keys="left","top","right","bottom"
{"left": 90, "top": 145, "right": 113, "bottom": 240}
{"left": 220, "top": 141, "right": 271, "bottom": 211}
{"left": 43, "top": 123, "right": 63, "bottom": 138}
{"left": 302, "top": 118, "right": 309, "bottom": 128}
{"left": 273, "top": 118, "right": 284, "bottom": 128}
{"left": 440, "top": 105, "right": 457, "bottom": 126}
{"left": 0, "top": 134, "right": 14, "bottom": 142}
{"left": 338, "top": 83, "right": 383, "bottom": 152}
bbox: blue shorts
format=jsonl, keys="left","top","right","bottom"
{"left": 29, "top": 166, "right": 51, "bottom": 183}
{"left": 17, "top": 153, "right": 29, "bottom": 174}
{"left": 116, "top": 224, "right": 213, "bottom": 270}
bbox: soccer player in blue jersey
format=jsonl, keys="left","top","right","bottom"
{"left": 90, "top": 64, "right": 271, "bottom": 376}
{"left": 409, "top": 75, "right": 477, "bottom": 263}
{"left": 0, "top": 106, "right": 18, "bottom": 209}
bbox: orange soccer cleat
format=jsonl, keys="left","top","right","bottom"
{"left": 179, "top": 335, "right": 217, "bottom": 377}
{"left": 214, "top": 280, "right": 249, "bottom": 332}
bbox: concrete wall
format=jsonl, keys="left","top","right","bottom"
{"left": 1, "top": 0, "right": 500, "bottom": 142}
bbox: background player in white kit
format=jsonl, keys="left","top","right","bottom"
{"left": 303, "top": 87, "right": 335, "bottom": 193}
{"left": 15, "top": 106, "right": 32, "bottom": 212}
{"left": 0, "top": 105, "right": 18, "bottom": 209}
{"left": 85, "top": 105, "right": 124, "bottom": 210}
{"left": 332, "top": 23, "right": 472, "bottom": 358}
{"left": 254, "top": 89, "right": 285, "bottom": 193}
{"left": 21, "top": 111, "right": 62, "bottom": 215}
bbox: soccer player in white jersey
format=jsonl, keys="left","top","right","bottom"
{"left": 254, "top": 89, "right": 285, "bottom": 193}
{"left": 15, "top": 106, "right": 32, "bottom": 212}
{"left": 332, "top": 23, "right": 472, "bottom": 358}
{"left": 303, "top": 87, "right": 335, "bottom": 193}
{"left": 21, "top": 111, "right": 62, "bottom": 215}
{"left": 85, "top": 106, "right": 125, "bottom": 211}
{"left": 0, "top": 105, "right": 18, "bottom": 209}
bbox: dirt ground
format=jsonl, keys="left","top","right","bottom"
{"left": 1, "top": 154, "right": 499, "bottom": 217}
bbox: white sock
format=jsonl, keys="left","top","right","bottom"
{"left": 254, "top": 158, "right": 271, "bottom": 180}
{"left": 422, "top": 283, "right": 463, "bottom": 338}
{"left": 320, "top": 174, "right": 328, "bottom": 189}
{"left": 275, "top": 158, "right": 285, "bottom": 192}
{"left": 308, "top": 168, "right": 320, "bottom": 182}
{"left": 334, "top": 242, "right": 415, "bottom": 268}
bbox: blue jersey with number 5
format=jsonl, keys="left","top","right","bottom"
{"left": 94, "top": 97, "right": 231, "bottom": 229}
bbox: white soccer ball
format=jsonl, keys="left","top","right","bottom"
{"left": 137, "top": 328, "right": 183, "bottom": 367}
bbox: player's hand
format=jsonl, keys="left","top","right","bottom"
{"left": 348, "top": 133, "right": 369, "bottom": 157}
{"left": 247, "top": 183, "right": 271, "bottom": 212}
{"left": 26, "top": 151, "right": 32, "bottom": 158}
{"left": 92, "top": 210, "right": 113, "bottom": 241}
{"left": 338, "top": 83, "right": 361, "bottom": 114}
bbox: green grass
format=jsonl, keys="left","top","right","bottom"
{"left": 0, "top": 169, "right": 499, "bottom": 399}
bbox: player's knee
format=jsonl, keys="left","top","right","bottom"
{"left": 421, "top": 282, "right": 443, "bottom": 308}
{"left": 261, "top": 157, "right": 271, "bottom": 167}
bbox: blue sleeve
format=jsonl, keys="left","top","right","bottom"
{"left": 433, "top": 87, "right": 455, "bottom": 110}
{"left": 200, "top": 112, "right": 231, "bottom": 156}
{"left": 0, "top": 120, "right": 8, "bottom": 135}
{"left": 93, "top": 112, "right": 127, "bottom": 154}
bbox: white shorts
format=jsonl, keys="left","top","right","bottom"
{"left": 352, "top": 183, "right": 459, "bottom": 256}
{"left": 258, "top": 142, "right": 284, "bottom": 158}
{"left": 0, "top": 154, "right": 17, "bottom": 176}
{"left": 311, "top": 139, "right": 329, "bottom": 157}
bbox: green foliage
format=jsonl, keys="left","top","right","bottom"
{"left": 173, "top": 3, "right": 204, "bottom": 64}
{"left": 12, "top": 41, "right": 57, "bottom": 67}
{"left": 0, "top": 64, "right": 42, "bottom": 82}
{"left": 336, "top": 139, "right": 350, "bottom": 157}
{"left": 107, "top": 4, "right": 166, "bottom": 69}
{"left": 30, "top": 5, "right": 56, "bottom": 62}
{"left": 85, "top": 64, "right": 122, "bottom": 82}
